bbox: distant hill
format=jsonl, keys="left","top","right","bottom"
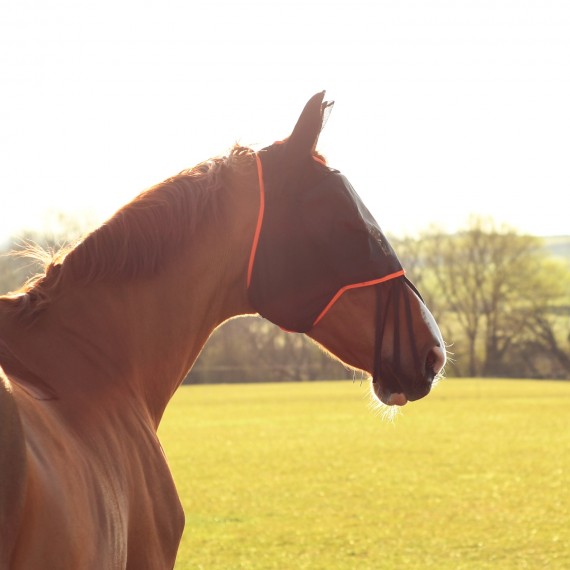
{"left": 543, "top": 236, "right": 570, "bottom": 262}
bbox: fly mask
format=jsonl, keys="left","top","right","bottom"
{"left": 247, "top": 92, "right": 428, "bottom": 399}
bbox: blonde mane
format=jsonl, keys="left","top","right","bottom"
{"left": 4, "top": 145, "right": 255, "bottom": 314}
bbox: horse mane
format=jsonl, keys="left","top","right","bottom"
{"left": 3, "top": 145, "right": 256, "bottom": 316}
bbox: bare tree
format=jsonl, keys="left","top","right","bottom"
{"left": 397, "top": 217, "right": 570, "bottom": 378}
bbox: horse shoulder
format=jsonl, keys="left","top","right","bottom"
{"left": 118, "top": 417, "right": 185, "bottom": 569}
{"left": 0, "top": 369, "right": 26, "bottom": 568}
{"left": 6, "top": 386, "right": 183, "bottom": 570}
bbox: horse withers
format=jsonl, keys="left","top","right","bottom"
{"left": 0, "top": 93, "right": 444, "bottom": 569}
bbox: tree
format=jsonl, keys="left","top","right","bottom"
{"left": 395, "top": 216, "right": 570, "bottom": 378}
{"left": 509, "top": 256, "right": 570, "bottom": 378}
{"left": 187, "top": 316, "right": 353, "bottom": 383}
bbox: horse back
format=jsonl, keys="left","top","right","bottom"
{"left": 0, "top": 367, "right": 26, "bottom": 568}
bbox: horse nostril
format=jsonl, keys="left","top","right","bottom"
{"left": 425, "top": 346, "right": 445, "bottom": 379}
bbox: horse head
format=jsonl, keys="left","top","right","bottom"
{"left": 247, "top": 92, "right": 445, "bottom": 406}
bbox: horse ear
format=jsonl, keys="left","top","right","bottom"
{"left": 288, "top": 92, "right": 328, "bottom": 156}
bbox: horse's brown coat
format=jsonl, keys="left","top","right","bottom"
{"left": 0, "top": 97, "right": 444, "bottom": 569}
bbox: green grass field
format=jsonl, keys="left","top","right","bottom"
{"left": 158, "top": 379, "right": 570, "bottom": 570}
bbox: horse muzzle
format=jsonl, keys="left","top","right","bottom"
{"left": 373, "top": 344, "right": 446, "bottom": 406}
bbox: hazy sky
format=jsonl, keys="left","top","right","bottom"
{"left": 1, "top": 0, "right": 569, "bottom": 244}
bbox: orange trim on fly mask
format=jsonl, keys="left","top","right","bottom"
{"left": 246, "top": 154, "right": 265, "bottom": 288}
{"left": 311, "top": 270, "right": 406, "bottom": 327}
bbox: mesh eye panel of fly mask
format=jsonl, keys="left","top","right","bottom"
{"left": 246, "top": 92, "right": 425, "bottom": 396}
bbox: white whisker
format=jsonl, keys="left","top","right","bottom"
{"left": 366, "top": 379, "right": 402, "bottom": 422}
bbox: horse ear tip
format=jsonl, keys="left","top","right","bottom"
{"left": 309, "top": 91, "right": 325, "bottom": 102}
{"left": 317, "top": 91, "right": 335, "bottom": 109}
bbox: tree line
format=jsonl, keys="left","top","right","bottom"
{"left": 393, "top": 217, "right": 570, "bottom": 379}
{"left": 1, "top": 215, "right": 569, "bottom": 381}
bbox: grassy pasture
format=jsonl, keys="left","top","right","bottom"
{"left": 159, "top": 379, "right": 570, "bottom": 569}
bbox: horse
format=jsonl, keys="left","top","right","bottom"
{"left": 0, "top": 92, "right": 445, "bottom": 569}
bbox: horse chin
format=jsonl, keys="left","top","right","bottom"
{"left": 384, "top": 392, "right": 408, "bottom": 406}
{"left": 372, "top": 375, "right": 433, "bottom": 407}
{"left": 372, "top": 383, "right": 409, "bottom": 407}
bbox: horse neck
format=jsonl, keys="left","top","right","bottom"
{"left": 0, "top": 163, "right": 258, "bottom": 428}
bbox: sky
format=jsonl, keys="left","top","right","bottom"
{"left": 1, "top": 0, "right": 569, "bottom": 244}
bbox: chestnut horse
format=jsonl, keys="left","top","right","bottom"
{"left": 0, "top": 93, "right": 444, "bottom": 569}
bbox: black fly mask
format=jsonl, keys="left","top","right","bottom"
{"left": 247, "top": 92, "right": 426, "bottom": 398}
